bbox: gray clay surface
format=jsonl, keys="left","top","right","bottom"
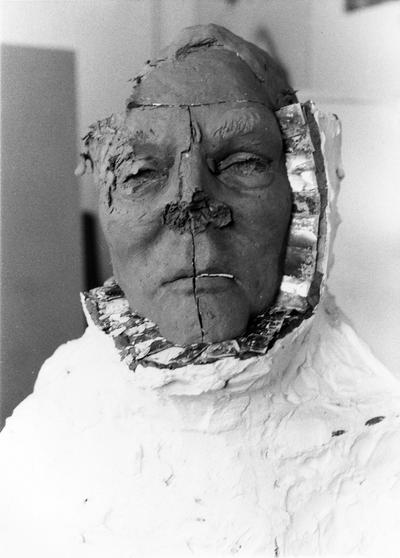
{"left": 81, "top": 25, "right": 297, "bottom": 345}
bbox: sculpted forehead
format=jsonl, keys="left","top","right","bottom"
{"left": 193, "top": 103, "right": 282, "bottom": 153}
{"left": 129, "top": 49, "right": 269, "bottom": 107}
{"left": 124, "top": 107, "right": 189, "bottom": 148}
{"left": 124, "top": 102, "right": 282, "bottom": 159}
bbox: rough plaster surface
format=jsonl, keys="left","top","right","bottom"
{"left": 0, "top": 295, "right": 400, "bottom": 557}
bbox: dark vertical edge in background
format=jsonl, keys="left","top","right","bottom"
{"left": 82, "top": 211, "right": 100, "bottom": 291}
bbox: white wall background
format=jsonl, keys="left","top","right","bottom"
{"left": 1, "top": 0, "right": 399, "bottom": 380}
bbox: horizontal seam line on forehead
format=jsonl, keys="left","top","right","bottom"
{"left": 127, "top": 99, "right": 271, "bottom": 109}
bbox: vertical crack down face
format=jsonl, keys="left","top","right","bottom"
{"left": 187, "top": 108, "right": 206, "bottom": 342}
{"left": 190, "top": 221, "right": 205, "bottom": 342}
{"left": 164, "top": 103, "right": 238, "bottom": 344}
{"left": 173, "top": 105, "right": 207, "bottom": 342}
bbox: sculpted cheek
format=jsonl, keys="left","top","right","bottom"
{"left": 98, "top": 175, "right": 168, "bottom": 257}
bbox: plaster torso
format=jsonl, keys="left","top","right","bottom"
{"left": 1, "top": 294, "right": 400, "bottom": 558}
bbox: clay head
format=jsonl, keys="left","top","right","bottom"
{"left": 84, "top": 24, "right": 297, "bottom": 346}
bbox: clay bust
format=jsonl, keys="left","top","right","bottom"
{"left": 1, "top": 23, "right": 400, "bottom": 558}
{"left": 80, "top": 25, "right": 296, "bottom": 346}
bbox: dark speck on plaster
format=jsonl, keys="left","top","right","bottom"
{"left": 163, "top": 473, "right": 175, "bottom": 486}
{"left": 365, "top": 416, "right": 385, "bottom": 426}
{"left": 148, "top": 57, "right": 167, "bottom": 68}
{"left": 331, "top": 429, "right": 346, "bottom": 437}
{"left": 125, "top": 100, "right": 142, "bottom": 109}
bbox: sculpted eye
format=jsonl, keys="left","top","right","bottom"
{"left": 122, "top": 168, "right": 161, "bottom": 183}
{"left": 117, "top": 159, "right": 170, "bottom": 196}
{"left": 217, "top": 152, "right": 272, "bottom": 177}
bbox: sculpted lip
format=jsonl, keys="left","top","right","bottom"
{"left": 162, "top": 271, "right": 235, "bottom": 285}
{"left": 197, "top": 273, "right": 234, "bottom": 279}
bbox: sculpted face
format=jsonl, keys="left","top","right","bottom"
{"left": 98, "top": 48, "right": 292, "bottom": 345}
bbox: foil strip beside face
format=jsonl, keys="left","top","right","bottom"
{"left": 275, "top": 102, "right": 327, "bottom": 312}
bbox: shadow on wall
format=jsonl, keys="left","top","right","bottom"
{"left": 1, "top": 45, "right": 84, "bottom": 428}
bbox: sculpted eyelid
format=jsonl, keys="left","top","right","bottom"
{"left": 119, "top": 155, "right": 166, "bottom": 170}
{"left": 217, "top": 152, "right": 271, "bottom": 169}
{"left": 210, "top": 134, "right": 280, "bottom": 160}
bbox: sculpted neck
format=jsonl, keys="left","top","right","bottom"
{"left": 84, "top": 302, "right": 315, "bottom": 440}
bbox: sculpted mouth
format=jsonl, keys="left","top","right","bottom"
{"left": 163, "top": 271, "right": 235, "bottom": 285}
{"left": 197, "top": 273, "right": 234, "bottom": 279}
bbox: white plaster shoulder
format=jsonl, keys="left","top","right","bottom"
{"left": 1, "top": 297, "right": 400, "bottom": 557}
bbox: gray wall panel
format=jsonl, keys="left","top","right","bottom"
{"left": 1, "top": 45, "right": 84, "bottom": 427}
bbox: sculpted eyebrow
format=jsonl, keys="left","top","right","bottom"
{"left": 115, "top": 136, "right": 168, "bottom": 160}
{"left": 211, "top": 111, "right": 264, "bottom": 141}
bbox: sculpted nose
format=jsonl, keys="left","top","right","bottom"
{"left": 179, "top": 148, "right": 203, "bottom": 204}
{"left": 162, "top": 149, "right": 232, "bottom": 234}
